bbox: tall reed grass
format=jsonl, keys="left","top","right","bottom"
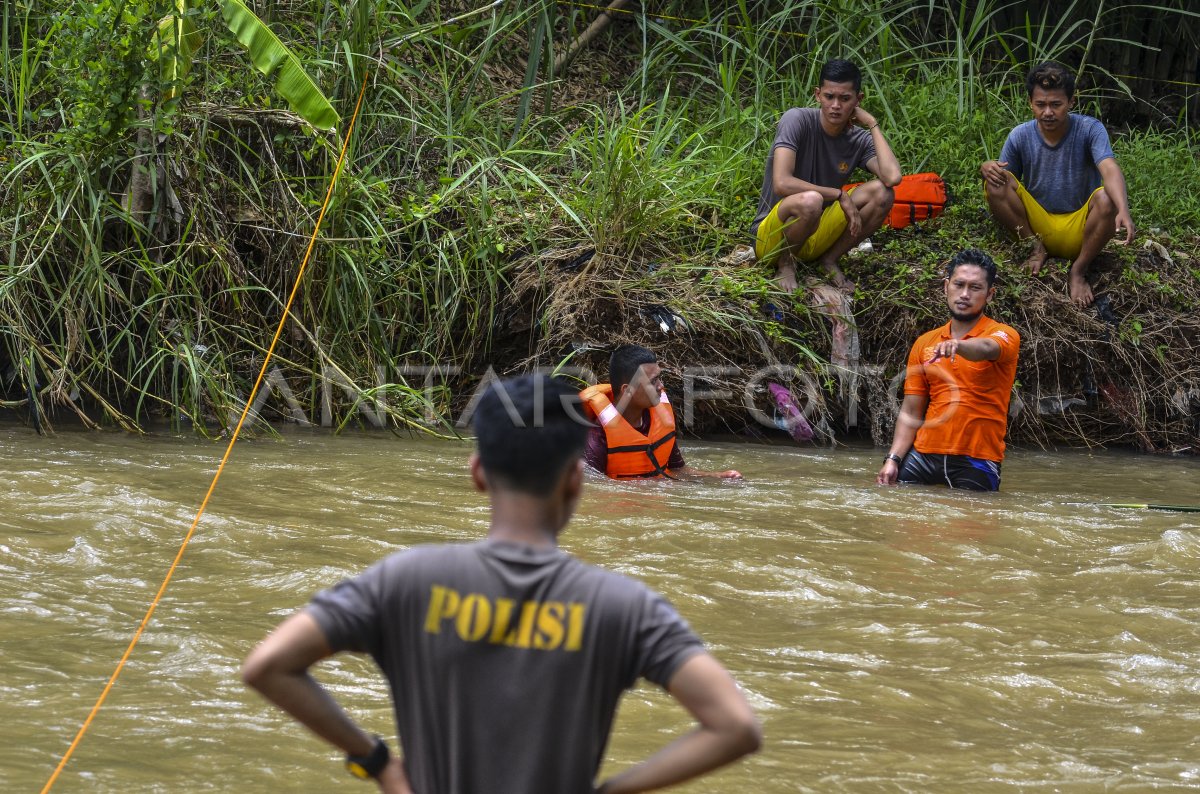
{"left": 1, "top": 0, "right": 1196, "bottom": 433}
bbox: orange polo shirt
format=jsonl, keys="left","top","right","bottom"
{"left": 904, "top": 315, "right": 1020, "bottom": 461}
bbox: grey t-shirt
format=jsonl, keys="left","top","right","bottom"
{"left": 751, "top": 107, "right": 877, "bottom": 235}
{"left": 1000, "top": 113, "right": 1115, "bottom": 214}
{"left": 306, "top": 540, "right": 704, "bottom": 794}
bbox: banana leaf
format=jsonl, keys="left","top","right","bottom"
{"left": 154, "top": 1, "right": 203, "bottom": 102}
{"left": 219, "top": 0, "right": 340, "bottom": 131}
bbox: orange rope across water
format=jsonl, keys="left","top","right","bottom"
{"left": 39, "top": 73, "right": 371, "bottom": 794}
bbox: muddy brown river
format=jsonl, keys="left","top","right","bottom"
{"left": 3, "top": 426, "right": 1199, "bottom": 792}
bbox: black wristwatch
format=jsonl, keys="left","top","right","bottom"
{"left": 345, "top": 736, "right": 390, "bottom": 780}
{"left": 885, "top": 452, "right": 904, "bottom": 465}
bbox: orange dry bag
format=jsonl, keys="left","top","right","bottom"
{"left": 843, "top": 172, "right": 948, "bottom": 229}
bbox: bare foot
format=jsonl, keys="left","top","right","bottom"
{"left": 1024, "top": 243, "right": 1049, "bottom": 276}
{"left": 1069, "top": 273, "right": 1094, "bottom": 307}
{"left": 775, "top": 263, "right": 798, "bottom": 293}
{"left": 820, "top": 261, "right": 855, "bottom": 294}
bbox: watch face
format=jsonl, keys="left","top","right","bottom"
{"left": 346, "top": 761, "right": 372, "bottom": 780}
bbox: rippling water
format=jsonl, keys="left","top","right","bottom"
{"left": 3, "top": 426, "right": 1199, "bottom": 792}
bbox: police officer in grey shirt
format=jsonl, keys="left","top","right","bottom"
{"left": 242, "top": 374, "right": 761, "bottom": 793}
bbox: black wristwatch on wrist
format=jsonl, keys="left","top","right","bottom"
{"left": 345, "top": 736, "right": 390, "bottom": 780}
{"left": 885, "top": 452, "right": 904, "bottom": 465}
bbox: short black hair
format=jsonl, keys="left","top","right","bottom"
{"left": 945, "top": 248, "right": 998, "bottom": 287}
{"left": 1026, "top": 61, "right": 1076, "bottom": 99}
{"left": 473, "top": 374, "right": 587, "bottom": 496}
{"left": 609, "top": 344, "right": 658, "bottom": 392}
{"left": 819, "top": 59, "right": 862, "bottom": 92}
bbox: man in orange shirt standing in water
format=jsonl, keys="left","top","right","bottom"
{"left": 877, "top": 249, "right": 1020, "bottom": 491}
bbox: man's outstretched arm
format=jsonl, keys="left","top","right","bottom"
{"left": 663, "top": 442, "right": 742, "bottom": 481}
{"left": 667, "top": 466, "right": 743, "bottom": 481}
{"left": 242, "top": 612, "right": 411, "bottom": 792}
{"left": 596, "top": 653, "right": 762, "bottom": 794}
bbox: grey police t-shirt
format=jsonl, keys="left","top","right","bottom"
{"left": 306, "top": 540, "right": 704, "bottom": 794}
{"left": 751, "top": 107, "right": 877, "bottom": 235}
{"left": 1000, "top": 113, "right": 1115, "bottom": 214}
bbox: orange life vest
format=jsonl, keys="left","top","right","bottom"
{"left": 579, "top": 384, "right": 677, "bottom": 479}
{"left": 843, "top": 172, "right": 948, "bottom": 229}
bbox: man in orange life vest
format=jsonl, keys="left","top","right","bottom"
{"left": 580, "top": 345, "right": 743, "bottom": 481}
{"left": 242, "top": 374, "right": 761, "bottom": 792}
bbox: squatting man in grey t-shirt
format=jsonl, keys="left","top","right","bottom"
{"left": 751, "top": 58, "right": 902, "bottom": 294}
{"left": 242, "top": 374, "right": 761, "bottom": 793}
{"left": 981, "top": 61, "right": 1135, "bottom": 308}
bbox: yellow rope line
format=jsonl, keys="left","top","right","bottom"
{"left": 558, "top": 1, "right": 1200, "bottom": 92}
{"left": 39, "top": 73, "right": 371, "bottom": 794}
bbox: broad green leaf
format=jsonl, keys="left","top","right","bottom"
{"left": 219, "top": 0, "right": 339, "bottom": 131}
{"left": 154, "top": 0, "right": 203, "bottom": 102}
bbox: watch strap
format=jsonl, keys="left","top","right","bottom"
{"left": 345, "top": 736, "right": 389, "bottom": 780}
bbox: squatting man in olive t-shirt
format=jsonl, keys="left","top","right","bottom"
{"left": 242, "top": 374, "right": 761, "bottom": 793}
{"left": 751, "top": 58, "right": 902, "bottom": 294}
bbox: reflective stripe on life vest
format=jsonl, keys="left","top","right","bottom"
{"left": 579, "top": 384, "right": 677, "bottom": 479}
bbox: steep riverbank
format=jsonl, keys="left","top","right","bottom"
{"left": 2, "top": 1, "right": 1197, "bottom": 452}
{"left": 492, "top": 200, "right": 1200, "bottom": 453}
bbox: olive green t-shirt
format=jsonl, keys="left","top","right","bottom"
{"left": 751, "top": 107, "right": 877, "bottom": 235}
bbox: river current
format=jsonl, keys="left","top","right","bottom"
{"left": 3, "top": 426, "right": 1199, "bottom": 792}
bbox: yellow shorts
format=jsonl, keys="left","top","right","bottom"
{"left": 1012, "top": 181, "right": 1103, "bottom": 259}
{"left": 755, "top": 189, "right": 853, "bottom": 263}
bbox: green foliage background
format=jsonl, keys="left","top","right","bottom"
{"left": 1, "top": 0, "right": 1197, "bottom": 442}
